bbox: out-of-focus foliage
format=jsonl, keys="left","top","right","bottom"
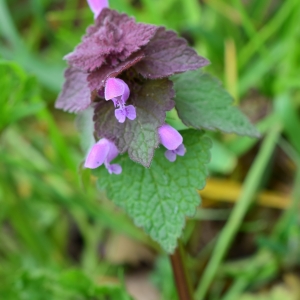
{"left": 0, "top": 61, "right": 44, "bottom": 131}
{"left": 1, "top": 0, "right": 300, "bottom": 299}
{"left": 1, "top": 268, "right": 133, "bottom": 300}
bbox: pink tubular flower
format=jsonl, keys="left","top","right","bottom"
{"left": 158, "top": 124, "right": 186, "bottom": 162}
{"left": 105, "top": 78, "right": 136, "bottom": 123}
{"left": 84, "top": 138, "right": 122, "bottom": 174}
{"left": 87, "top": 0, "right": 109, "bottom": 19}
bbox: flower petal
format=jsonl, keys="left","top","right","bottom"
{"left": 111, "top": 97, "right": 119, "bottom": 107}
{"left": 125, "top": 105, "right": 136, "bottom": 120}
{"left": 175, "top": 143, "right": 186, "bottom": 156}
{"left": 165, "top": 150, "right": 176, "bottom": 162}
{"left": 87, "top": 0, "right": 109, "bottom": 19}
{"left": 121, "top": 82, "right": 130, "bottom": 102}
{"left": 106, "top": 140, "right": 119, "bottom": 163}
{"left": 106, "top": 163, "right": 122, "bottom": 174}
{"left": 84, "top": 139, "right": 110, "bottom": 169}
{"left": 115, "top": 107, "right": 126, "bottom": 123}
{"left": 158, "top": 124, "right": 183, "bottom": 150}
{"left": 105, "top": 78, "right": 126, "bottom": 100}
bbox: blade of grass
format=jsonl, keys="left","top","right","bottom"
{"left": 0, "top": 0, "right": 22, "bottom": 48}
{"left": 182, "top": 0, "right": 202, "bottom": 27}
{"left": 226, "top": 112, "right": 278, "bottom": 156}
{"left": 222, "top": 250, "right": 279, "bottom": 300}
{"left": 238, "top": 0, "right": 298, "bottom": 69}
{"left": 231, "top": 0, "right": 268, "bottom": 59}
{"left": 272, "top": 140, "right": 300, "bottom": 237}
{"left": 202, "top": 0, "right": 241, "bottom": 24}
{"left": 224, "top": 38, "right": 238, "bottom": 103}
{"left": 0, "top": 0, "right": 63, "bottom": 91}
{"left": 195, "top": 123, "right": 282, "bottom": 299}
{"left": 238, "top": 41, "right": 286, "bottom": 95}
{"left": 222, "top": 145, "right": 300, "bottom": 299}
{"left": 275, "top": 94, "right": 300, "bottom": 154}
{"left": 251, "top": 0, "right": 273, "bottom": 21}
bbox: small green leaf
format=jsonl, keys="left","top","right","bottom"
{"left": 95, "top": 130, "right": 211, "bottom": 253}
{"left": 172, "top": 71, "right": 260, "bottom": 138}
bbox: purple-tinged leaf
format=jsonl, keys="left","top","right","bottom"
{"left": 134, "top": 27, "right": 209, "bottom": 79}
{"left": 94, "top": 79, "right": 175, "bottom": 167}
{"left": 87, "top": 51, "right": 145, "bottom": 91}
{"left": 55, "top": 67, "right": 91, "bottom": 113}
{"left": 65, "top": 9, "right": 157, "bottom": 72}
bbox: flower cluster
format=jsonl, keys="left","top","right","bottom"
{"left": 55, "top": 0, "right": 209, "bottom": 174}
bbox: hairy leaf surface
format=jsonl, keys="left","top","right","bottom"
{"left": 134, "top": 27, "right": 209, "bottom": 79}
{"left": 173, "top": 71, "right": 260, "bottom": 137}
{"left": 87, "top": 51, "right": 145, "bottom": 91}
{"left": 55, "top": 67, "right": 91, "bottom": 113}
{"left": 65, "top": 8, "right": 157, "bottom": 72}
{"left": 95, "top": 130, "right": 211, "bottom": 252}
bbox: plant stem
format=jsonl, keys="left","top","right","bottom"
{"left": 170, "top": 241, "right": 194, "bottom": 300}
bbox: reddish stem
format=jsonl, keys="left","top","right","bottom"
{"left": 170, "top": 242, "right": 194, "bottom": 300}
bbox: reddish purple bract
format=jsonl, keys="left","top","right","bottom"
{"left": 55, "top": 6, "right": 208, "bottom": 171}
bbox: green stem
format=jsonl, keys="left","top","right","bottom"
{"left": 170, "top": 241, "right": 194, "bottom": 300}
{"left": 195, "top": 124, "right": 282, "bottom": 299}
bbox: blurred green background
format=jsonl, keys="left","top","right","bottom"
{"left": 1, "top": 0, "right": 300, "bottom": 299}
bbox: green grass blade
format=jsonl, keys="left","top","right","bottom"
{"left": 195, "top": 124, "right": 282, "bottom": 299}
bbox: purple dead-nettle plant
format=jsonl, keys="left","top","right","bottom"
{"left": 55, "top": 0, "right": 209, "bottom": 175}
{"left": 55, "top": 0, "right": 259, "bottom": 255}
